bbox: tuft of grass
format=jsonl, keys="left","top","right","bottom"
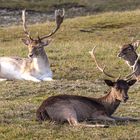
{"left": 0, "top": 10, "right": 140, "bottom": 139}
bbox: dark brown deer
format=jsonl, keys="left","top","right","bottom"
{"left": 36, "top": 47, "right": 138, "bottom": 128}
{"left": 117, "top": 40, "right": 140, "bottom": 81}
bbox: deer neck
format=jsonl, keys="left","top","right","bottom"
{"left": 126, "top": 54, "right": 138, "bottom": 67}
{"left": 97, "top": 90, "right": 121, "bottom": 116}
{"left": 125, "top": 54, "right": 140, "bottom": 77}
{"left": 32, "top": 49, "right": 50, "bottom": 71}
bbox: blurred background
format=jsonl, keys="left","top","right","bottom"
{"left": 0, "top": 0, "right": 140, "bottom": 26}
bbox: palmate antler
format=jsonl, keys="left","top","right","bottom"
{"left": 22, "top": 9, "right": 33, "bottom": 40}
{"left": 39, "top": 9, "right": 65, "bottom": 40}
{"left": 22, "top": 9, "right": 65, "bottom": 41}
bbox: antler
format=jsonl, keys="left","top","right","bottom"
{"left": 89, "top": 46, "right": 116, "bottom": 78}
{"left": 125, "top": 67, "right": 137, "bottom": 81}
{"left": 22, "top": 9, "right": 33, "bottom": 40}
{"left": 39, "top": 9, "right": 65, "bottom": 40}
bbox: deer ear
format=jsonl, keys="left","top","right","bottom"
{"left": 21, "top": 38, "right": 30, "bottom": 46}
{"left": 104, "top": 79, "right": 114, "bottom": 87}
{"left": 132, "top": 40, "right": 140, "bottom": 50}
{"left": 127, "top": 79, "right": 137, "bottom": 86}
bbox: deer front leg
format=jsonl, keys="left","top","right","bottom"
{"left": 42, "top": 77, "right": 53, "bottom": 81}
{"left": 111, "top": 116, "right": 140, "bottom": 122}
{"left": 0, "top": 78, "right": 7, "bottom": 81}
{"left": 95, "top": 115, "right": 115, "bottom": 122}
{"left": 40, "top": 73, "right": 53, "bottom": 81}
{"left": 92, "top": 111, "right": 115, "bottom": 122}
{"left": 67, "top": 116, "right": 108, "bottom": 128}
{"left": 21, "top": 74, "right": 41, "bottom": 82}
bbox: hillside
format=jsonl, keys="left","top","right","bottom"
{"left": 0, "top": 0, "right": 140, "bottom": 12}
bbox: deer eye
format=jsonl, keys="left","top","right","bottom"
{"left": 33, "top": 46, "right": 37, "bottom": 48}
{"left": 115, "top": 85, "right": 122, "bottom": 91}
{"left": 128, "top": 48, "right": 132, "bottom": 51}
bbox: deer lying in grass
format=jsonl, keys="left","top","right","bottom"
{"left": 0, "top": 9, "right": 64, "bottom": 82}
{"left": 36, "top": 47, "right": 138, "bottom": 128}
{"left": 118, "top": 40, "right": 140, "bottom": 81}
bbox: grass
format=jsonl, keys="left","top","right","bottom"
{"left": 0, "top": 9, "right": 140, "bottom": 139}
{"left": 0, "top": 0, "right": 140, "bottom": 12}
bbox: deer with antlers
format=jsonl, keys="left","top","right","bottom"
{"left": 118, "top": 40, "right": 140, "bottom": 81}
{"left": 0, "top": 9, "right": 64, "bottom": 82}
{"left": 36, "top": 46, "right": 138, "bottom": 128}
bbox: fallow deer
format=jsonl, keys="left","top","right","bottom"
{"left": 36, "top": 47, "right": 138, "bottom": 128}
{"left": 117, "top": 40, "right": 140, "bottom": 81}
{"left": 0, "top": 9, "right": 64, "bottom": 82}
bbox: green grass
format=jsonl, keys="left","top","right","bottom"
{"left": 0, "top": 10, "right": 140, "bottom": 139}
{"left": 0, "top": 0, "right": 140, "bottom": 12}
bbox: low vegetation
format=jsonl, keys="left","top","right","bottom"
{"left": 0, "top": 9, "right": 140, "bottom": 139}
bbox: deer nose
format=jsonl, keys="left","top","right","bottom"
{"left": 124, "top": 96, "right": 129, "bottom": 102}
{"left": 117, "top": 53, "right": 121, "bottom": 57}
{"left": 28, "top": 53, "right": 33, "bottom": 58}
{"left": 125, "top": 96, "right": 129, "bottom": 100}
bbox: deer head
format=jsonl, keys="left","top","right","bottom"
{"left": 117, "top": 40, "right": 140, "bottom": 66}
{"left": 89, "top": 46, "right": 137, "bottom": 103}
{"left": 21, "top": 9, "right": 65, "bottom": 58}
{"left": 104, "top": 79, "right": 136, "bottom": 102}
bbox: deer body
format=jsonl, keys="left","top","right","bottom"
{"left": 0, "top": 57, "right": 24, "bottom": 80}
{"left": 0, "top": 55, "right": 52, "bottom": 82}
{"left": 37, "top": 79, "right": 137, "bottom": 128}
{"left": 36, "top": 91, "right": 120, "bottom": 123}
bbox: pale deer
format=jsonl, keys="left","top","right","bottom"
{"left": 36, "top": 47, "right": 138, "bottom": 128}
{"left": 117, "top": 40, "right": 140, "bottom": 81}
{"left": 0, "top": 9, "right": 64, "bottom": 82}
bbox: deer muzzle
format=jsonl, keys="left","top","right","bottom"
{"left": 117, "top": 52, "right": 122, "bottom": 58}
{"left": 28, "top": 53, "right": 33, "bottom": 58}
{"left": 117, "top": 52, "right": 126, "bottom": 59}
{"left": 123, "top": 96, "right": 129, "bottom": 102}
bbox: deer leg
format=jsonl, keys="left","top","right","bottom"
{"left": 67, "top": 116, "right": 108, "bottom": 128}
{"left": 0, "top": 78, "right": 7, "bottom": 81}
{"left": 21, "top": 74, "right": 41, "bottom": 82}
{"left": 41, "top": 73, "right": 53, "bottom": 81}
{"left": 97, "top": 115, "right": 115, "bottom": 122}
{"left": 0, "top": 72, "right": 7, "bottom": 81}
{"left": 92, "top": 112, "right": 115, "bottom": 122}
{"left": 79, "top": 123, "right": 109, "bottom": 128}
{"left": 67, "top": 116, "right": 78, "bottom": 126}
{"left": 42, "top": 77, "right": 53, "bottom": 81}
{"left": 111, "top": 116, "right": 140, "bottom": 122}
